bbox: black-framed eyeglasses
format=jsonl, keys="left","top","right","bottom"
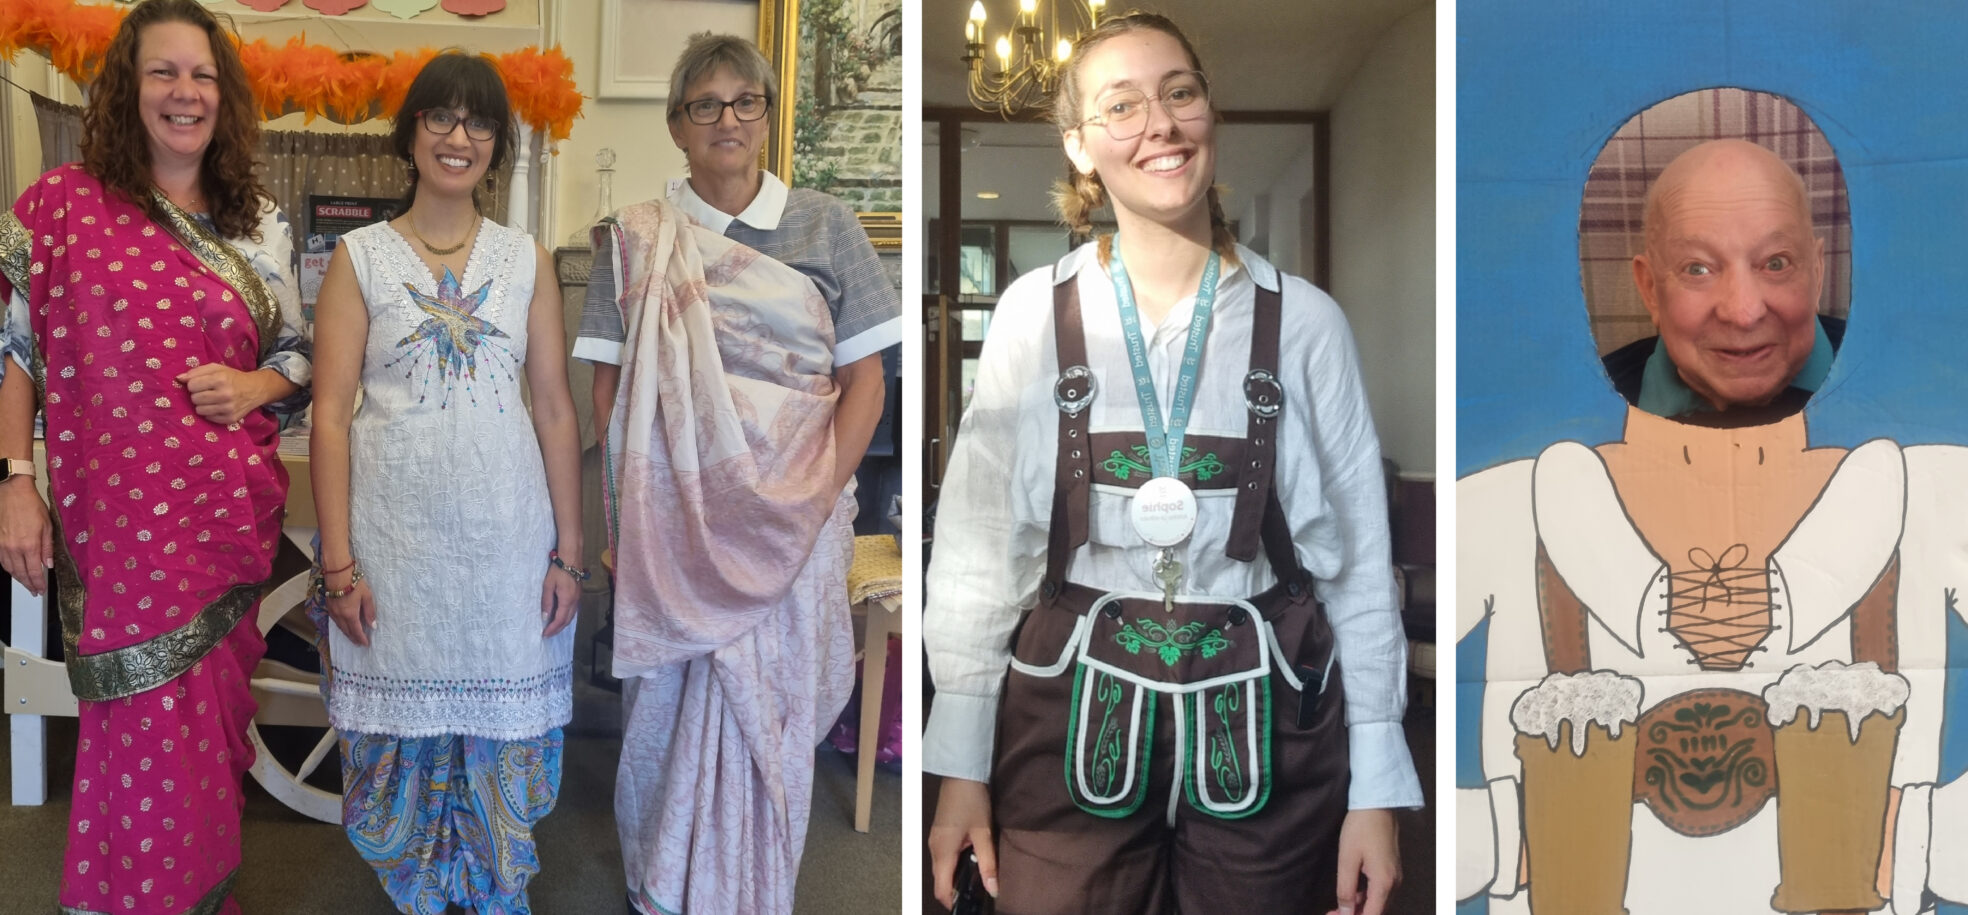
{"left": 677, "top": 94, "right": 771, "bottom": 126}
{"left": 1075, "top": 71, "right": 1212, "bottom": 141}
{"left": 417, "top": 108, "right": 499, "bottom": 142}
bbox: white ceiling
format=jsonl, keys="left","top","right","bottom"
{"left": 923, "top": 0, "right": 1432, "bottom": 110}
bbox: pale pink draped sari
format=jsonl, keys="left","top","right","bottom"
{"left": 0, "top": 164, "right": 287, "bottom": 915}
{"left": 601, "top": 199, "right": 856, "bottom": 914}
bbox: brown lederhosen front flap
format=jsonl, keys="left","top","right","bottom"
{"left": 1533, "top": 536, "right": 1901, "bottom": 836}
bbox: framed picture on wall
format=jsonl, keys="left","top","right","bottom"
{"left": 758, "top": 0, "right": 902, "bottom": 248}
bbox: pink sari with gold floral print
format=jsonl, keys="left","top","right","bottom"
{"left": 0, "top": 164, "right": 287, "bottom": 915}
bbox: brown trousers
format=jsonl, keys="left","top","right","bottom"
{"left": 990, "top": 581, "right": 1350, "bottom": 914}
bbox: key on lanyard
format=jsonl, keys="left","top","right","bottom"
{"left": 1152, "top": 547, "right": 1181, "bottom": 614}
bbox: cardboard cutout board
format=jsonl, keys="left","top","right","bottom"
{"left": 1457, "top": 3, "right": 1968, "bottom": 913}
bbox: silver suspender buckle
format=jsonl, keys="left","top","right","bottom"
{"left": 1055, "top": 365, "right": 1097, "bottom": 416}
{"left": 1243, "top": 369, "right": 1284, "bottom": 419}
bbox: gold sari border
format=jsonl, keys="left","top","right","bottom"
{"left": 61, "top": 868, "right": 237, "bottom": 915}
{"left": 64, "top": 581, "right": 264, "bottom": 703}
{"left": 154, "top": 194, "right": 281, "bottom": 362}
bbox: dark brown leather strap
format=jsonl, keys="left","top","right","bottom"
{"left": 1850, "top": 552, "right": 1899, "bottom": 671}
{"left": 1536, "top": 539, "right": 1592, "bottom": 674}
{"left": 1044, "top": 273, "right": 1093, "bottom": 596}
{"left": 1228, "top": 281, "right": 1283, "bottom": 564}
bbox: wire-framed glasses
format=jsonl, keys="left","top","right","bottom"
{"left": 417, "top": 108, "right": 499, "bottom": 142}
{"left": 678, "top": 94, "right": 771, "bottom": 125}
{"left": 1076, "top": 71, "right": 1212, "bottom": 141}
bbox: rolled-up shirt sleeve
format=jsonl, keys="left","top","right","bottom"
{"left": 921, "top": 268, "right": 1054, "bottom": 782}
{"left": 238, "top": 206, "right": 310, "bottom": 417}
{"left": 572, "top": 236, "right": 625, "bottom": 366}
{"left": 1286, "top": 276, "right": 1424, "bottom": 810}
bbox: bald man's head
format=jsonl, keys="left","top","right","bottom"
{"left": 1631, "top": 139, "right": 1826, "bottom": 411}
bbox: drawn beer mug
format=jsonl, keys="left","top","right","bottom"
{"left": 1510, "top": 670, "right": 1645, "bottom": 915}
{"left": 1762, "top": 660, "right": 1910, "bottom": 913}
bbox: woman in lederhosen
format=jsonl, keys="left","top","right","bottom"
{"left": 924, "top": 12, "right": 1420, "bottom": 914}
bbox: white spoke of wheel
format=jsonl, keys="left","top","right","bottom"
{"left": 297, "top": 729, "right": 338, "bottom": 780}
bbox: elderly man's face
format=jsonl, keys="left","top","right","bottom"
{"left": 1632, "top": 146, "right": 1825, "bottom": 411}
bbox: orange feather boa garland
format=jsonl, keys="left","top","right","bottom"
{"left": 0, "top": 0, "right": 583, "bottom": 140}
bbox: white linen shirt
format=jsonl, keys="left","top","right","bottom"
{"left": 922, "top": 241, "right": 1424, "bottom": 810}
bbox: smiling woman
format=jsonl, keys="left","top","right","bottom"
{"left": 305, "top": 51, "right": 585, "bottom": 915}
{"left": 923, "top": 11, "right": 1421, "bottom": 915}
{"left": 0, "top": 0, "right": 312, "bottom": 911}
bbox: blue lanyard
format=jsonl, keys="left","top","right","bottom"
{"left": 1105, "top": 242, "right": 1222, "bottom": 480}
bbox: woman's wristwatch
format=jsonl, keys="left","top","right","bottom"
{"left": 0, "top": 458, "right": 34, "bottom": 483}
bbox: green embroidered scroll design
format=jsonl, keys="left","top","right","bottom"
{"left": 1115, "top": 618, "right": 1231, "bottom": 667}
{"left": 1064, "top": 664, "right": 1153, "bottom": 818}
{"left": 1088, "top": 670, "right": 1128, "bottom": 797}
{"left": 1210, "top": 684, "right": 1246, "bottom": 801}
{"left": 1102, "top": 445, "right": 1225, "bottom": 482}
{"left": 1185, "top": 679, "right": 1273, "bottom": 820}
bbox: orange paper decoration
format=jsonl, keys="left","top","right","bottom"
{"left": 0, "top": 0, "right": 582, "bottom": 140}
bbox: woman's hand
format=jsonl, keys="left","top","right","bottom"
{"left": 541, "top": 564, "right": 580, "bottom": 637}
{"left": 0, "top": 477, "right": 51, "bottom": 594}
{"left": 324, "top": 573, "right": 377, "bottom": 647}
{"left": 1329, "top": 807, "right": 1401, "bottom": 915}
{"left": 929, "top": 777, "right": 998, "bottom": 909}
{"left": 178, "top": 364, "right": 291, "bottom": 426}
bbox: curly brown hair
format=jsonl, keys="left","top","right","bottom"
{"left": 79, "top": 0, "right": 270, "bottom": 242}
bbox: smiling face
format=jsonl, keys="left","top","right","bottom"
{"left": 1062, "top": 28, "right": 1216, "bottom": 235}
{"left": 1632, "top": 140, "right": 1825, "bottom": 411}
{"left": 669, "top": 65, "right": 770, "bottom": 182}
{"left": 410, "top": 106, "right": 494, "bottom": 201}
{"left": 136, "top": 21, "right": 219, "bottom": 173}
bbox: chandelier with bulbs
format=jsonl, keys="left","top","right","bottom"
{"left": 962, "top": 0, "right": 1109, "bottom": 117}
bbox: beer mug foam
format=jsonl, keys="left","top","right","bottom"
{"left": 1511, "top": 669, "right": 1644, "bottom": 754}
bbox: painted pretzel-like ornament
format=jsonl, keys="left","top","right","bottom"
{"left": 1055, "top": 365, "right": 1097, "bottom": 416}
{"left": 1244, "top": 369, "right": 1284, "bottom": 419}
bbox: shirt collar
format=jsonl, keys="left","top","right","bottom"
{"left": 666, "top": 170, "right": 790, "bottom": 233}
{"left": 1053, "top": 239, "right": 1272, "bottom": 292}
{"left": 1638, "top": 318, "right": 1835, "bottom": 418}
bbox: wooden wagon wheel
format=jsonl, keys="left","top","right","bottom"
{"left": 243, "top": 529, "right": 341, "bottom": 824}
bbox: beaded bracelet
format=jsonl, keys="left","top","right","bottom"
{"left": 317, "top": 566, "right": 365, "bottom": 600}
{"left": 549, "top": 549, "right": 591, "bottom": 581}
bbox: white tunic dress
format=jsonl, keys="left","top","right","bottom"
{"left": 325, "top": 219, "right": 571, "bottom": 740}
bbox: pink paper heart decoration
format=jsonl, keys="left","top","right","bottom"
{"left": 442, "top": 0, "right": 505, "bottom": 16}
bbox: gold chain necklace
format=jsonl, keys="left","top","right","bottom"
{"left": 410, "top": 219, "right": 472, "bottom": 256}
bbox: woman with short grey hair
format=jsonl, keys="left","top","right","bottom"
{"left": 573, "top": 30, "right": 900, "bottom": 915}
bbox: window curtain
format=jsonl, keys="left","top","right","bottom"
{"left": 1577, "top": 88, "right": 1851, "bottom": 355}
{"left": 30, "top": 92, "right": 512, "bottom": 229}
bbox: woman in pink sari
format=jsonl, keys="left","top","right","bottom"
{"left": 0, "top": 1, "right": 308, "bottom": 912}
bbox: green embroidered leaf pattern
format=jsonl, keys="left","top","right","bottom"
{"left": 1102, "top": 445, "right": 1225, "bottom": 482}
{"left": 1114, "top": 618, "right": 1233, "bottom": 667}
{"left": 1210, "top": 687, "right": 1246, "bottom": 800}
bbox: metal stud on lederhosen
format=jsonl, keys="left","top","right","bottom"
{"left": 989, "top": 267, "right": 1352, "bottom": 913}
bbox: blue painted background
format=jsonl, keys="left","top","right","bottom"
{"left": 1458, "top": 3, "right": 1968, "bottom": 911}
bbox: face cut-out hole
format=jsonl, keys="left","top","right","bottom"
{"left": 1579, "top": 88, "right": 1851, "bottom": 361}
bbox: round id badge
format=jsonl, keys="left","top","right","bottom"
{"left": 1131, "top": 475, "right": 1198, "bottom": 547}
